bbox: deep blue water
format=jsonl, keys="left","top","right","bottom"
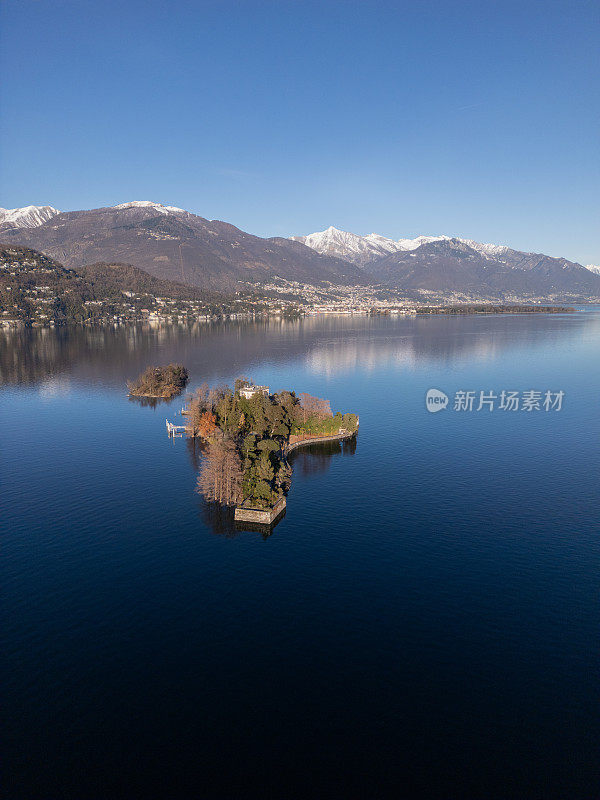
{"left": 2, "top": 312, "right": 599, "bottom": 799}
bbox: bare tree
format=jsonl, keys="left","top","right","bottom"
{"left": 298, "top": 393, "right": 333, "bottom": 422}
{"left": 186, "top": 382, "right": 211, "bottom": 436}
{"left": 186, "top": 400, "right": 201, "bottom": 436}
{"left": 197, "top": 440, "right": 242, "bottom": 505}
{"left": 195, "top": 382, "right": 210, "bottom": 408}
{"left": 207, "top": 383, "right": 229, "bottom": 410}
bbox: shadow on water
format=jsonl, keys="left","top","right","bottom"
{"left": 127, "top": 394, "right": 176, "bottom": 409}
{"left": 198, "top": 500, "right": 281, "bottom": 540}
{"left": 185, "top": 437, "right": 205, "bottom": 473}
{"left": 197, "top": 435, "right": 358, "bottom": 538}
{"left": 198, "top": 502, "right": 237, "bottom": 538}
{"left": 287, "top": 435, "right": 357, "bottom": 477}
{"left": 233, "top": 511, "right": 286, "bottom": 539}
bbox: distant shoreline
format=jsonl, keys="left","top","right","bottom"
{"left": 411, "top": 304, "right": 576, "bottom": 315}
{"left": 1, "top": 303, "right": 580, "bottom": 329}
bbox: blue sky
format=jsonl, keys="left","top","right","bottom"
{"left": 1, "top": 0, "right": 598, "bottom": 264}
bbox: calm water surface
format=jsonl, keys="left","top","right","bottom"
{"left": 2, "top": 312, "right": 599, "bottom": 798}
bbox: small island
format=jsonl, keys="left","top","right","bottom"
{"left": 175, "top": 378, "right": 358, "bottom": 527}
{"left": 128, "top": 363, "right": 189, "bottom": 399}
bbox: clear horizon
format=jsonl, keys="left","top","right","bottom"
{"left": 1, "top": 0, "right": 598, "bottom": 265}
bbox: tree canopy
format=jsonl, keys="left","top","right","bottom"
{"left": 189, "top": 377, "right": 358, "bottom": 509}
{"left": 128, "top": 364, "right": 189, "bottom": 398}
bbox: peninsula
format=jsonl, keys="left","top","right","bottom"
{"left": 175, "top": 379, "right": 358, "bottom": 526}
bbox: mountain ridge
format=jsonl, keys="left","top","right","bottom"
{"left": 0, "top": 205, "right": 60, "bottom": 229}
{"left": 0, "top": 244, "right": 246, "bottom": 326}
{"left": 292, "top": 225, "right": 548, "bottom": 264}
{"left": 0, "top": 204, "right": 365, "bottom": 290}
{"left": 362, "top": 237, "right": 599, "bottom": 298}
{"left": 291, "top": 225, "right": 600, "bottom": 300}
{"left": 2, "top": 205, "right": 599, "bottom": 300}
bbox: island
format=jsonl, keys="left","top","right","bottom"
{"left": 175, "top": 379, "right": 358, "bottom": 527}
{"left": 128, "top": 363, "right": 189, "bottom": 399}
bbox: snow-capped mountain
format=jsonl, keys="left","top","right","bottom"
{"left": 291, "top": 226, "right": 512, "bottom": 264}
{"left": 291, "top": 227, "right": 456, "bottom": 263}
{"left": 0, "top": 202, "right": 363, "bottom": 290}
{"left": 0, "top": 202, "right": 186, "bottom": 231}
{"left": 0, "top": 205, "right": 60, "bottom": 228}
{"left": 395, "top": 234, "right": 450, "bottom": 251}
{"left": 111, "top": 201, "right": 186, "bottom": 215}
{"left": 362, "top": 236, "right": 600, "bottom": 298}
{"left": 289, "top": 226, "right": 508, "bottom": 267}
{"left": 2, "top": 205, "right": 598, "bottom": 299}
{"left": 585, "top": 264, "right": 600, "bottom": 276}
{"left": 289, "top": 226, "right": 600, "bottom": 299}
{"left": 290, "top": 226, "right": 399, "bottom": 267}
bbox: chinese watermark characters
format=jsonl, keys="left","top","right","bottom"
{"left": 426, "top": 389, "right": 564, "bottom": 413}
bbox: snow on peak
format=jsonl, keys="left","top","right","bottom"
{"left": 585, "top": 264, "right": 600, "bottom": 275}
{"left": 0, "top": 205, "right": 60, "bottom": 228}
{"left": 364, "top": 232, "right": 401, "bottom": 252}
{"left": 395, "top": 234, "right": 450, "bottom": 251}
{"left": 112, "top": 201, "right": 185, "bottom": 214}
{"left": 291, "top": 226, "right": 511, "bottom": 265}
{"left": 291, "top": 227, "right": 456, "bottom": 264}
{"left": 291, "top": 226, "right": 400, "bottom": 265}
{"left": 457, "top": 238, "right": 510, "bottom": 257}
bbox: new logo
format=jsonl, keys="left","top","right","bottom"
{"left": 426, "top": 388, "right": 449, "bottom": 412}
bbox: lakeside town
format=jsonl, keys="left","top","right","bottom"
{"left": 1, "top": 243, "right": 578, "bottom": 329}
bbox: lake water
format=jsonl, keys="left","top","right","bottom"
{"left": 2, "top": 312, "right": 599, "bottom": 799}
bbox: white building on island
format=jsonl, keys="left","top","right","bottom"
{"left": 238, "top": 384, "right": 270, "bottom": 400}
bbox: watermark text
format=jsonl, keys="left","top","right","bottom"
{"left": 426, "top": 389, "right": 564, "bottom": 413}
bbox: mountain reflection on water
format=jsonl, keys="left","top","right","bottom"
{"left": 3, "top": 310, "right": 600, "bottom": 799}
{"left": 1, "top": 311, "right": 598, "bottom": 387}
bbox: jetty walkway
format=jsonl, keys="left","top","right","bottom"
{"left": 284, "top": 428, "right": 356, "bottom": 455}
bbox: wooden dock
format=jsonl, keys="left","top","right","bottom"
{"left": 166, "top": 419, "right": 187, "bottom": 437}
